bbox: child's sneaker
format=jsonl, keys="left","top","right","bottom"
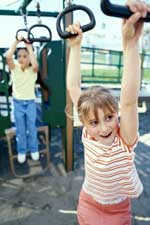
{"left": 31, "top": 151, "right": 39, "bottom": 161}
{"left": 17, "top": 153, "right": 26, "bottom": 163}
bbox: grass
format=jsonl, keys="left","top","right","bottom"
{"left": 81, "top": 47, "right": 150, "bottom": 84}
{"left": 143, "top": 69, "right": 150, "bottom": 81}
{"left": 81, "top": 68, "right": 122, "bottom": 84}
{"left": 81, "top": 65, "right": 150, "bottom": 84}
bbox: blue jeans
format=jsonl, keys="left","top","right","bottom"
{"left": 13, "top": 98, "right": 38, "bottom": 154}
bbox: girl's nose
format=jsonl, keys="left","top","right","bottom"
{"left": 99, "top": 122, "right": 108, "bottom": 133}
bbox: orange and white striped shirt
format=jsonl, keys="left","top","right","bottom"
{"left": 82, "top": 127, "right": 143, "bottom": 205}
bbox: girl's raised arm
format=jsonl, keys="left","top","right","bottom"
{"left": 66, "top": 22, "right": 83, "bottom": 109}
{"left": 5, "top": 39, "right": 19, "bottom": 70}
{"left": 25, "top": 42, "right": 39, "bottom": 73}
{"left": 120, "top": 1, "right": 150, "bottom": 146}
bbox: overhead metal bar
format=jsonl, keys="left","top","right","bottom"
{"left": 0, "top": 9, "right": 59, "bottom": 17}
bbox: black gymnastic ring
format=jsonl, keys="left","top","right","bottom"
{"left": 100, "top": 0, "right": 150, "bottom": 22}
{"left": 56, "top": 4, "right": 96, "bottom": 39}
{"left": 16, "top": 29, "right": 33, "bottom": 44}
{"left": 28, "top": 24, "right": 52, "bottom": 43}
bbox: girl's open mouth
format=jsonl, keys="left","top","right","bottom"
{"left": 100, "top": 132, "right": 112, "bottom": 138}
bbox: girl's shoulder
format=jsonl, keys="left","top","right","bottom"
{"left": 117, "top": 127, "right": 139, "bottom": 152}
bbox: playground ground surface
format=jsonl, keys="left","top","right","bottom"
{"left": 0, "top": 103, "right": 150, "bottom": 225}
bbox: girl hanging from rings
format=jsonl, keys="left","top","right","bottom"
{"left": 5, "top": 35, "right": 39, "bottom": 164}
{"left": 66, "top": 0, "right": 149, "bottom": 224}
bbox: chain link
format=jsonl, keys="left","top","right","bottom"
{"left": 20, "top": 8, "right": 28, "bottom": 30}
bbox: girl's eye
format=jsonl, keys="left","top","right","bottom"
{"left": 106, "top": 115, "right": 113, "bottom": 121}
{"left": 89, "top": 120, "right": 98, "bottom": 126}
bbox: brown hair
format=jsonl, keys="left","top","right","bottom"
{"left": 16, "top": 47, "right": 32, "bottom": 67}
{"left": 16, "top": 47, "right": 28, "bottom": 56}
{"left": 77, "top": 86, "right": 118, "bottom": 122}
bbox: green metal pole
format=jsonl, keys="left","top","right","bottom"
{"left": 0, "top": 10, "right": 58, "bottom": 17}
{"left": 118, "top": 51, "right": 122, "bottom": 83}
{"left": 63, "top": 0, "right": 74, "bottom": 172}
{"left": 92, "top": 49, "right": 95, "bottom": 78}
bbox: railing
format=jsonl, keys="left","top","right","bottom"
{"left": 81, "top": 46, "right": 150, "bottom": 84}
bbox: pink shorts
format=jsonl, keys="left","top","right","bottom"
{"left": 77, "top": 189, "right": 131, "bottom": 225}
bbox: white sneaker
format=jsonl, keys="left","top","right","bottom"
{"left": 31, "top": 151, "right": 39, "bottom": 161}
{"left": 17, "top": 153, "right": 26, "bottom": 163}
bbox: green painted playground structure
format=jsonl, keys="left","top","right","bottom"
{"left": 0, "top": 0, "right": 73, "bottom": 174}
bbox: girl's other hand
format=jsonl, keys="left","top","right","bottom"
{"left": 16, "top": 34, "right": 24, "bottom": 42}
{"left": 122, "top": 0, "right": 150, "bottom": 47}
{"left": 66, "top": 21, "right": 83, "bottom": 47}
{"left": 126, "top": 0, "right": 150, "bottom": 18}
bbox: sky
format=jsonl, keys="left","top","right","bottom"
{"left": 0, "top": 0, "right": 141, "bottom": 49}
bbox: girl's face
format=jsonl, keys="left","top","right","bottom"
{"left": 83, "top": 108, "right": 118, "bottom": 146}
{"left": 17, "top": 49, "right": 30, "bottom": 69}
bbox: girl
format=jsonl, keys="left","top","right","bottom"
{"left": 66, "top": 0, "right": 149, "bottom": 224}
{"left": 5, "top": 37, "right": 39, "bottom": 164}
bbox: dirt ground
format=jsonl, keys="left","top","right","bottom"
{"left": 0, "top": 110, "right": 150, "bottom": 225}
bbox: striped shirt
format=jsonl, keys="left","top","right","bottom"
{"left": 82, "top": 127, "right": 143, "bottom": 205}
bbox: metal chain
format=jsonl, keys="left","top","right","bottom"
{"left": 35, "top": 0, "right": 42, "bottom": 24}
{"left": 20, "top": 8, "right": 28, "bottom": 30}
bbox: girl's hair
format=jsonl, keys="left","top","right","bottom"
{"left": 16, "top": 47, "right": 32, "bottom": 66}
{"left": 14, "top": 47, "right": 28, "bottom": 59}
{"left": 16, "top": 47, "right": 28, "bottom": 55}
{"left": 17, "top": 47, "right": 28, "bottom": 52}
{"left": 77, "top": 86, "right": 118, "bottom": 122}
{"left": 16, "top": 46, "right": 34, "bottom": 56}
